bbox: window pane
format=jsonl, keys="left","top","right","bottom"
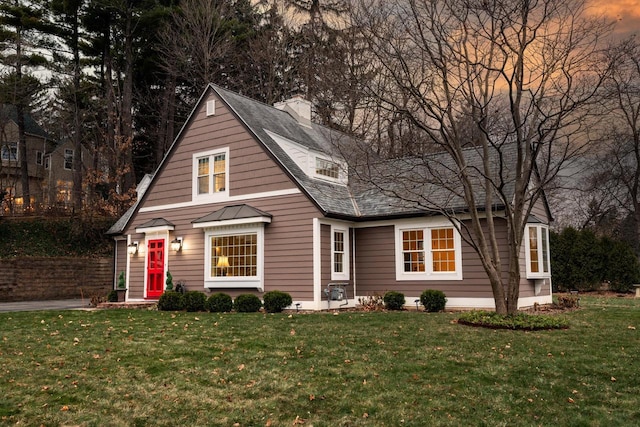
{"left": 541, "top": 227, "right": 549, "bottom": 273}
{"left": 529, "top": 227, "right": 539, "bottom": 273}
{"left": 212, "top": 233, "right": 257, "bottom": 277}
{"left": 431, "top": 228, "right": 456, "bottom": 272}
{"left": 198, "top": 157, "right": 210, "bottom": 194}
{"left": 402, "top": 230, "right": 425, "bottom": 272}
{"left": 333, "top": 231, "right": 344, "bottom": 273}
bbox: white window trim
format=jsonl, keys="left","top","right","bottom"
{"left": 192, "top": 147, "right": 230, "bottom": 203}
{"left": 203, "top": 224, "right": 264, "bottom": 290}
{"left": 310, "top": 154, "right": 348, "bottom": 184}
{"left": 394, "top": 219, "right": 463, "bottom": 281}
{"left": 331, "top": 226, "right": 350, "bottom": 281}
{"left": 524, "top": 224, "right": 551, "bottom": 279}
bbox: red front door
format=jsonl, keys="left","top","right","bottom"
{"left": 147, "top": 239, "right": 165, "bottom": 299}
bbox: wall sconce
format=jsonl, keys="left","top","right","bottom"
{"left": 127, "top": 241, "right": 138, "bottom": 255}
{"left": 171, "top": 237, "right": 183, "bottom": 252}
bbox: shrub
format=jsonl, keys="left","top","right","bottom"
{"left": 157, "top": 291, "right": 184, "bottom": 311}
{"left": 183, "top": 291, "right": 207, "bottom": 312}
{"left": 420, "top": 289, "right": 447, "bottom": 312}
{"left": 107, "top": 290, "right": 118, "bottom": 302}
{"left": 165, "top": 271, "right": 174, "bottom": 291}
{"left": 383, "top": 291, "right": 405, "bottom": 310}
{"left": 117, "top": 271, "right": 126, "bottom": 289}
{"left": 458, "top": 311, "right": 569, "bottom": 330}
{"left": 207, "top": 293, "right": 233, "bottom": 313}
{"left": 358, "top": 293, "right": 384, "bottom": 311}
{"left": 263, "top": 290, "right": 293, "bottom": 313}
{"left": 555, "top": 294, "right": 580, "bottom": 309}
{"left": 234, "top": 294, "right": 262, "bottom": 313}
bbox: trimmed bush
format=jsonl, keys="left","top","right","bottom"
{"left": 263, "top": 290, "right": 293, "bottom": 313}
{"left": 420, "top": 289, "right": 447, "bottom": 312}
{"left": 207, "top": 293, "right": 233, "bottom": 313}
{"left": 383, "top": 291, "right": 405, "bottom": 310}
{"left": 234, "top": 294, "right": 262, "bottom": 313}
{"left": 157, "top": 291, "right": 184, "bottom": 311}
{"left": 183, "top": 291, "right": 207, "bottom": 312}
{"left": 107, "top": 290, "right": 118, "bottom": 302}
{"left": 458, "top": 311, "right": 569, "bottom": 330}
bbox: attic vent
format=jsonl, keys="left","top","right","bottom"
{"left": 206, "top": 100, "right": 216, "bottom": 116}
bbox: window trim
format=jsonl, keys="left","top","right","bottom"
{"left": 192, "top": 147, "right": 230, "bottom": 203}
{"left": 36, "top": 151, "right": 43, "bottom": 165}
{"left": 524, "top": 224, "right": 551, "bottom": 279}
{"left": 394, "top": 220, "right": 463, "bottom": 281}
{"left": 331, "top": 226, "right": 350, "bottom": 280}
{"left": 203, "top": 224, "right": 264, "bottom": 289}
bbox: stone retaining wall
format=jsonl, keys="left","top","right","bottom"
{"left": 0, "top": 257, "right": 114, "bottom": 302}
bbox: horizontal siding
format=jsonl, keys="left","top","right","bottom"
{"left": 142, "top": 92, "right": 296, "bottom": 209}
{"left": 126, "top": 193, "right": 320, "bottom": 301}
{"left": 355, "top": 220, "right": 515, "bottom": 299}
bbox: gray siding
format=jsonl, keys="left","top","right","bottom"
{"left": 126, "top": 193, "right": 319, "bottom": 301}
{"left": 142, "top": 93, "right": 297, "bottom": 209}
{"left": 355, "top": 220, "right": 513, "bottom": 299}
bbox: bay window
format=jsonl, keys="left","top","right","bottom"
{"left": 525, "top": 224, "right": 551, "bottom": 278}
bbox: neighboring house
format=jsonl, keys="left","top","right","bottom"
{"left": 42, "top": 139, "right": 93, "bottom": 211}
{"left": 0, "top": 105, "right": 93, "bottom": 214}
{"left": 107, "top": 85, "right": 553, "bottom": 310}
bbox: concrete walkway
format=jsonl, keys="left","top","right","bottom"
{"left": 0, "top": 299, "right": 93, "bottom": 313}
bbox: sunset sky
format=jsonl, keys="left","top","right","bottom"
{"left": 589, "top": 0, "right": 640, "bottom": 38}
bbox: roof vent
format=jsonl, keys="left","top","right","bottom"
{"left": 274, "top": 95, "right": 312, "bottom": 126}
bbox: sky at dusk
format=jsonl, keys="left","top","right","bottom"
{"left": 589, "top": 0, "right": 640, "bottom": 38}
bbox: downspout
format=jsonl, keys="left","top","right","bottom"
{"left": 352, "top": 227, "right": 356, "bottom": 302}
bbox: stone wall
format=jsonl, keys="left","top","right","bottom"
{"left": 0, "top": 257, "right": 114, "bottom": 302}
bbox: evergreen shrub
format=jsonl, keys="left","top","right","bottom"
{"left": 157, "top": 291, "right": 184, "bottom": 311}
{"left": 263, "top": 290, "right": 292, "bottom": 313}
{"left": 207, "top": 293, "right": 233, "bottom": 313}
{"left": 420, "top": 289, "right": 447, "bottom": 312}
{"left": 234, "top": 294, "right": 262, "bottom": 313}
{"left": 183, "top": 291, "right": 207, "bottom": 312}
{"left": 383, "top": 291, "right": 405, "bottom": 310}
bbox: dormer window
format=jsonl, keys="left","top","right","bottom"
{"left": 315, "top": 158, "right": 339, "bottom": 179}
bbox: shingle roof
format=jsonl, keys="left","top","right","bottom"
{"left": 0, "top": 105, "right": 50, "bottom": 140}
{"left": 212, "top": 85, "right": 518, "bottom": 219}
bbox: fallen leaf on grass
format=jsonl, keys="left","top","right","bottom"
{"left": 61, "top": 405, "right": 69, "bottom": 411}
{"left": 567, "top": 398, "right": 575, "bottom": 404}
{"left": 293, "top": 416, "right": 305, "bottom": 425}
{"left": 611, "top": 377, "right": 616, "bottom": 382}
{"left": 265, "top": 420, "right": 272, "bottom": 427}
{"left": 309, "top": 394, "right": 315, "bottom": 401}
{"left": 628, "top": 326, "right": 636, "bottom": 330}
{"left": 290, "top": 329, "right": 296, "bottom": 336}
{"left": 238, "top": 364, "right": 245, "bottom": 371}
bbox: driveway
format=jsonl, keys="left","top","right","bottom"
{"left": 0, "top": 299, "right": 93, "bottom": 313}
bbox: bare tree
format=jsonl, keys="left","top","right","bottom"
{"left": 583, "top": 38, "right": 640, "bottom": 250}
{"left": 351, "top": 0, "right": 613, "bottom": 314}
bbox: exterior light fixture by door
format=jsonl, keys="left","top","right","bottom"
{"left": 127, "top": 241, "right": 138, "bottom": 255}
{"left": 171, "top": 237, "right": 183, "bottom": 252}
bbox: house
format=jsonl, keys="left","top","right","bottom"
{"left": 107, "top": 84, "right": 553, "bottom": 310}
{"left": 0, "top": 105, "right": 94, "bottom": 214}
{"left": 0, "top": 105, "right": 53, "bottom": 213}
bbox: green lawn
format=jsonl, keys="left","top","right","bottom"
{"left": 1, "top": 298, "right": 639, "bottom": 426}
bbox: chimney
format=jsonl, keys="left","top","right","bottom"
{"left": 274, "top": 95, "right": 312, "bottom": 127}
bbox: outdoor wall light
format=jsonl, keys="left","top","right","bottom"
{"left": 127, "top": 241, "right": 138, "bottom": 255}
{"left": 171, "top": 237, "right": 183, "bottom": 252}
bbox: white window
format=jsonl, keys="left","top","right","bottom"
{"left": 395, "top": 221, "right": 462, "bottom": 281}
{"left": 316, "top": 157, "right": 339, "bottom": 179}
{"left": 204, "top": 224, "right": 264, "bottom": 289}
{"left": 1, "top": 142, "right": 18, "bottom": 161}
{"left": 525, "top": 224, "right": 551, "bottom": 278}
{"left": 192, "top": 148, "right": 229, "bottom": 202}
{"left": 64, "top": 149, "right": 73, "bottom": 170}
{"left": 331, "top": 226, "right": 350, "bottom": 280}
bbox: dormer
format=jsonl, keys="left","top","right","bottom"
{"left": 264, "top": 129, "right": 348, "bottom": 185}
